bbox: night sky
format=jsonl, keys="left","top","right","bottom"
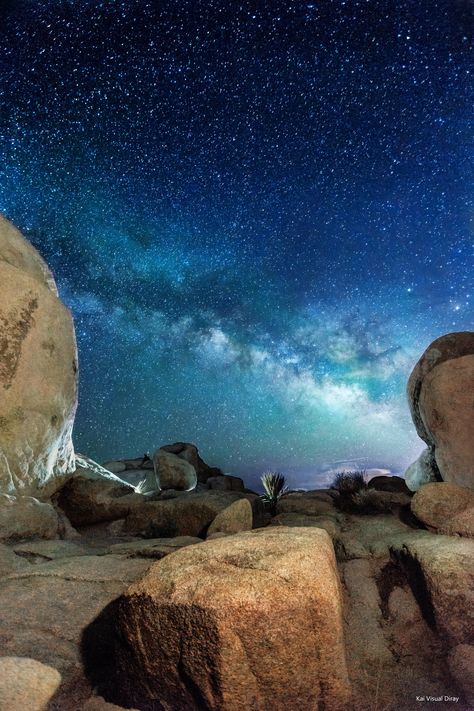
{"left": 0, "top": 2, "right": 472, "bottom": 489}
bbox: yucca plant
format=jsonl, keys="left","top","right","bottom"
{"left": 260, "top": 471, "right": 288, "bottom": 515}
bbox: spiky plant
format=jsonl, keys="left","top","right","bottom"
{"left": 260, "top": 471, "right": 288, "bottom": 515}
{"left": 331, "top": 470, "right": 367, "bottom": 494}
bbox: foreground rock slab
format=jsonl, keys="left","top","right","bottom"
{"left": 0, "top": 656, "right": 61, "bottom": 711}
{"left": 0, "top": 554, "right": 154, "bottom": 709}
{"left": 98, "top": 527, "right": 351, "bottom": 711}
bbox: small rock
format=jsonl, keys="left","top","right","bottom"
{"left": 152, "top": 449, "right": 197, "bottom": 491}
{"left": 411, "top": 482, "right": 474, "bottom": 533}
{"left": 207, "top": 498, "right": 253, "bottom": 536}
{"left": 0, "top": 656, "right": 61, "bottom": 711}
{"left": 368, "top": 475, "right": 410, "bottom": 494}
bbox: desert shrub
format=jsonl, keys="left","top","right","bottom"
{"left": 331, "top": 470, "right": 367, "bottom": 494}
{"left": 260, "top": 471, "right": 288, "bottom": 515}
{"left": 351, "top": 488, "right": 391, "bottom": 515}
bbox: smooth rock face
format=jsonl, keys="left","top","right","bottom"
{"left": 0, "top": 656, "right": 61, "bottom": 711}
{"left": 152, "top": 449, "right": 197, "bottom": 491}
{"left": 391, "top": 535, "right": 474, "bottom": 647}
{"left": 108, "top": 527, "right": 351, "bottom": 711}
{"left": 411, "top": 482, "right": 474, "bottom": 535}
{"left": 0, "top": 216, "right": 78, "bottom": 497}
{"left": 406, "top": 332, "right": 474, "bottom": 491}
{"left": 419, "top": 355, "right": 474, "bottom": 490}
{"left": 405, "top": 447, "right": 440, "bottom": 492}
{"left": 0, "top": 494, "right": 59, "bottom": 541}
{"left": 207, "top": 498, "right": 253, "bottom": 536}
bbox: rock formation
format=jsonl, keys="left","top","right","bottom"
{"left": 406, "top": 331, "right": 474, "bottom": 491}
{"left": 152, "top": 448, "right": 197, "bottom": 491}
{"left": 102, "top": 527, "right": 351, "bottom": 711}
{"left": 0, "top": 216, "right": 78, "bottom": 497}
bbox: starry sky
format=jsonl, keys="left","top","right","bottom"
{"left": 0, "top": 1, "right": 472, "bottom": 489}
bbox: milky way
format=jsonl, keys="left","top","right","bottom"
{"left": 0, "top": 2, "right": 472, "bottom": 488}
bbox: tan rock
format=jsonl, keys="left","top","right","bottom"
{"left": 391, "top": 534, "right": 474, "bottom": 646}
{"left": 110, "top": 527, "right": 351, "bottom": 711}
{"left": 407, "top": 331, "right": 474, "bottom": 443}
{"left": 367, "top": 475, "right": 410, "bottom": 494}
{"left": 448, "top": 644, "right": 474, "bottom": 705}
{"left": 0, "top": 656, "right": 61, "bottom": 711}
{"left": 153, "top": 449, "right": 197, "bottom": 491}
{"left": 0, "top": 494, "right": 59, "bottom": 541}
{"left": 207, "top": 498, "right": 253, "bottom": 536}
{"left": 0, "top": 216, "right": 78, "bottom": 497}
{"left": 419, "top": 355, "right": 474, "bottom": 490}
{"left": 411, "top": 482, "right": 474, "bottom": 533}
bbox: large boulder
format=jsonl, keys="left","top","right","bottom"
{"left": 411, "top": 482, "right": 474, "bottom": 537}
{"left": 152, "top": 449, "right": 197, "bottom": 491}
{"left": 159, "top": 442, "right": 222, "bottom": 483}
{"left": 0, "top": 216, "right": 78, "bottom": 497}
{"left": 0, "top": 656, "right": 61, "bottom": 711}
{"left": 96, "top": 528, "right": 351, "bottom": 711}
{"left": 406, "top": 332, "right": 474, "bottom": 490}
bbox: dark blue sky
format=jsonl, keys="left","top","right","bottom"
{"left": 0, "top": 1, "right": 472, "bottom": 488}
